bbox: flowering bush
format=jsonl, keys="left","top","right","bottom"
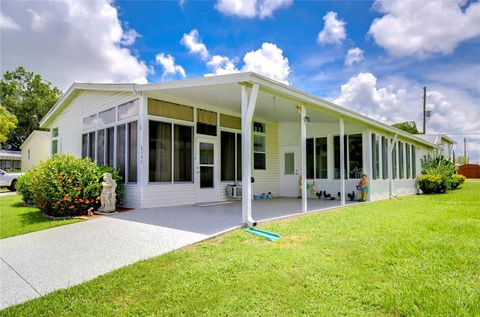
{"left": 418, "top": 174, "right": 447, "bottom": 194}
{"left": 16, "top": 155, "right": 123, "bottom": 217}
{"left": 450, "top": 174, "right": 466, "bottom": 189}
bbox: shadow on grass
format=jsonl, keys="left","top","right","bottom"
{"left": 19, "top": 210, "right": 50, "bottom": 226}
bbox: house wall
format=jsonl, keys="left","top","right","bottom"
{"left": 21, "top": 133, "right": 50, "bottom": 171}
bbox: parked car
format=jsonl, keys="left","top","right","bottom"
{"left": 0, "top": 169, "right": 23, "bottom": 191}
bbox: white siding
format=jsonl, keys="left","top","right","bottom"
{"left": 252, "top": 121, "right": 279, "bottom": 197}
{"left": 122, "top": 184, "right": 142, "bottom": 208}
{"left": 142, "top": 184, "right": 196, "bottom": 208}
{"left": 21, "top": 132, "right": 50, "bottom": 172}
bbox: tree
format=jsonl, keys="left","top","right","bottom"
{"left": 456, "top": 155, "right": 469, "bottom": 165}
{"left": 0, "top": 67, "right": 61, "bottom": 150}
{"left": 392, "top": 121, "right": 420, "bottom": 134}
{"left": 0, "top": 106, "right": 18, "bottom": 144}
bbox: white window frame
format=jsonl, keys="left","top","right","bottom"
{"left": 220, "top": 127, "right": 242, "bottom": 183}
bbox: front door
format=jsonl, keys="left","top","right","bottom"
{"left": 196, "top": 138, "right": 218, "bottom": 202}
{"left": 280, "top": 146, "right": 300, "bottom": 197}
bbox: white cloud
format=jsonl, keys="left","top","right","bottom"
{"left": 317, "top": 11, "right": 346, "bottom": 45}
{"left": 155, "top": 53, "right": 186, "bottom": 79}
{"left": 333, "top": 72, "right": 480, "bottom": 161}
{"left": 345, "top": 47, "right": 364, "bottom": 66}
{"left": 180, "top": 29, "right": 209, "bottom": 60}
{"left": 369, "top": 0, "right": 480, "bottom": 57}
{"left": 0, "top": 0, "right": 149, "bottom": 91}
{"left": 0, "top": 13, "right": 20, "bottom": 31}
{"left": 206, "top": 55, "right": 239, "bottom": 75}
{"left": 215, "top": 0, "right": 292, "bottom": 19}
{"left": 181, "top": 29, "right": 290, "bottom": 83}
{"left": 242, "top": 42, "right": 290, "bottom": 84}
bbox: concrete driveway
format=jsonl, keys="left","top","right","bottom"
{"left": 1, "top": 198, "right": 352, "bottom": 309}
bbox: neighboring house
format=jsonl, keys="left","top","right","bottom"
{"left": 39, "top": 72, "right": 438, "bottom": 225}
{"left": 20, "top": 130, "right": 51, "bottom": 172}
{"left": 417, "top": 134, "right": 456, "bottom": 160}
{"left": 0, "top": 150, "right": 21, "bottom": 172}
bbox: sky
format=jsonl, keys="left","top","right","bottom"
{"left": 1, "top": 0, "right": 479, "bottom": 161}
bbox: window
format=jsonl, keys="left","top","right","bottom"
{"left": 28, "top": 149, "right": 30, "bottom": 160}
{"left": 253, "top": 134, "right": 266, "bottom": 170}
{"left": 52, "top": 128, "right": 59, "bottom": 155}
{"left": 284, "top": 152, "right": 295, "bottom": 175}
{"left": 406, "top": 144, "right": 411, "bottom": 179}
{"left": 399, "top": 141, "right": 404, "bottom": 179}
{"left": 412, "top": 145, "right": 416, "bottom": 177}
{"left": 117, "top": 124, "right": 126, "bottom": 181}
{"left": 348, "top": 134, "right": 363, "bottom": 179}
{"left": 381, "top": 136, "right": 388, "bottom": 179}
{"left": 306, "top": 138, "right": 314, "bottom": 179}
{"left": 128, "top": 121, "right": 137, "bottom": 183}
{"left": 253, "top": 122, "right": 266, "bottom": 133}
{"left": 174, "top": 124, "right": 192, "bottom": 182}
{"left": 83, "top": 114, "right": 97, "bottom": 130}
{"left": 197, "top": 109, "right": 217, "bottom": 136}
{"left": 106, "top": 127, "right": 114, "bottom": 167}
{"left": 220, "top": 114, "right": 241, "bottom": 130}
{"left": 98, "top": 107, "right": 116, "bottom": 126}
{"left": 371, "top": 134, "right": 380, "bottom": 180}
{"left": 149, "top": 121, "right": 171, "bottom": 182}
{"left": 392, "top": 140, "right": 397, "bottom": 179}
{"left": 334, "top": 135, "right": 347, "bottom": 179}
{"left": 97, "top": 129, "right": 105, "bottom": 165}
{"left": 118, "top": 100, "right": 139, "bottom": 120}
{"left": 88, "top": 132, "right": 96, "bottom": 161}
{"left": 315, "top": 137, "right": 328, "bottom": 179}
{"left": 148, "top": 98, "right": 193, "bottom": 121}
{"left": 82, "top": 134, "right": 88, "bottom": 158}
{"left": 221, "top": 131, "right": 241, "bottom": 181}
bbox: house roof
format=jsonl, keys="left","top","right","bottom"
{"left": 417, "top": 134, "right": 456, "bottom": 145}
{"left": 20, "top": 130, "right": 50, "bottom": 150}
{"left": 40, "top": 72, "right": 437, "bottom": 148}
{"left": 0, "top": 150, "right": 21, "bottom": 160}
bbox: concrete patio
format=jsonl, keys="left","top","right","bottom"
{"left": 0, "top": 198, "right": 355, "bottom": 309}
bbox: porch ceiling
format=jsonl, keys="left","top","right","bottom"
{"left": 147, "top": 84, "right": 342, "bottom": 124}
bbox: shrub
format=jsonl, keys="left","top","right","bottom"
{"left": 418, "top": 174, "right": 448, "bottom": 194}
{"left": 420, "top": 155, "right": 457, "bottom": 193}
{"left": 450, "top": 174, "right": 466, "bottom": 189}
{"left": 18, "top": 155, "right": 123, "bottom": 217}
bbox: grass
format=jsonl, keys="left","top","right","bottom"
{"left": 2, "top": 182, "right": 480, "bottom": 316}
{"left": 0, "top": 194, "right": 82, "bottom": 239}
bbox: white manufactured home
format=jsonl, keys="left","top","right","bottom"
{"left": 40, "top": 72, "right": 438, "bottom": 225}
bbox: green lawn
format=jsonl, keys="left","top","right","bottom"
{"left": 0, "top": 194, "right": 82, "bottom": 239}
{"left": 2, "top": 182, "right": 480, "bottom": 316}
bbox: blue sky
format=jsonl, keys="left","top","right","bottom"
{"left": 1, "top": 0, "right": 479, "bottom": 160}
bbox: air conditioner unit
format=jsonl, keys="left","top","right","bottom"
{"left": 226, "top": 184, "right": 242, "bottom": 199}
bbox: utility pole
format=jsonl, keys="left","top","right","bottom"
{"left": 464, "top": 138, "right": 467, "bottom": 159}
{"left": 422, "top": 86, "right": 427, "bottom": 134}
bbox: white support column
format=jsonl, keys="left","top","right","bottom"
{"left": 300, "top": 105, "right": 307, "bottom": 213}
{"left": 339, "top": 117, "right": 346, "bottom": 205}
{"left": 241, "top": 84, "right": 259, "bottom": 226}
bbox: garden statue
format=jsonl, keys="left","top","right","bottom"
{"left": 98, "top": 173, "right": 117, "bottom": 212}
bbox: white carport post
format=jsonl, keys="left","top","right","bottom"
{"left": 300, "top": 105, "right": 307, "bottom": 213}
{"left": 339, "top": 117, "right": 346, "bottom": 205}
{"left": 241, "top": 83, "right": 259, "bottom": 226}
{"left": 388, "top": 134, "right": 398, "bottom": 198}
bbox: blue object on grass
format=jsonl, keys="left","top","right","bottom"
{"left": 244, "top": 227, "right": 281, "bottom": 242}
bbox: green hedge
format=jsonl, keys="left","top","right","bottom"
{"left": 419, "top": 155, "right": 460, "bottom": 194}
{"left": 16, "top": 155, "right": 123, "bottom": 217}
{"left": 418, "top": 174, "right": 447, "bottom": 194}
{"left": 451, "top": 174, "right": 466, "bottom": 189}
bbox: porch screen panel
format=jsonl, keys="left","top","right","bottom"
{"left": 316, "top": 137, "right": 328, "bottom": 179}
{"left": 221, "top": 131, "right": 236, "bottom": 181}
{"left": 88, "top": 132, "right": 96, "bottom": 161}
{"left": 306, "top": 138, "right": 314, "bottom": 179}
{"left": 392, "top": 140, "right": 397, "bottom": 179}
{"left": 412, "top": 145, "right": 416, "bottom": 177}
{"left": 406, "top": 144, "right": 411, "bottom": 179}
{"left": 197, "top": 109, "right": 217, "bottom": 136}
{"left": 236, "top": 133, "right": 242, "bottom": 181}
{"left": 82, "top": 134, "right": 88, "bottom": 158}
{"left": 149, "top": 121, "right": 172, "bottom": 182}
{"left": 334, "top": 135, "right": 347, "bottom": 179}
{"left": 97, "top": 129, "right": 105, "bottom": 165}
{"left": 174, "top": 124, "right": 193, "bottom": 182}
{"left": 399, "top": 141, "right": 404, "bottom": 179}
{"left": 117, "top": 124, "right": 126, "bottom": 183}
{"left": 106, "top": 127, "right": 114, "bottom": 167}
{"left": 220, "top": 114, "right": 241, "bottom": 130}
{"left": 381, "top": 136, "right": 388, "bottom": 179}
{"left": 148, "top": 98, "right": 193, "bottom": 122}
{"left": 128, "top": 121, "right": 137, "bottom": 183}
{"left": 348, "top": 134, "right": 363, "bottom": 179}
{"left": 371, "top": 133, "right": 379, "bottom": 180}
